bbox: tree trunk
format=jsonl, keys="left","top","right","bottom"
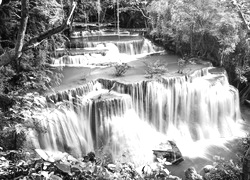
{"left": 13, "top": 0, "right": 29, "bottom": 71}
{"left": 0, "top": 1, "right": 77, "bottom": 67}
{"left": 190, "top": 24, "right": 194, "bottom": 56}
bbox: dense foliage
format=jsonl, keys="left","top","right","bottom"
{"left": 147, "top": 0, "right": 250, "bottom": 102}
{"left": 0, "top": 147, "right": 246, "bottom": 179}
{"left": 73, "top": 0, "right": 151, "bottom": 28}
{"left": 0, "top": 0, "right": 71, "bottom": 150}
{"left": 0, "top": 149, "right": 143, "bottom": 180}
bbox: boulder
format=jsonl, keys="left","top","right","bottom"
{"left": 184, "top": 167, "right": 202, "bottom": 180}
{"left": 166, "top": 175, "right": 182, "bottom": 180}
{"left": 153, "top": 140, "right": 184, "bottom": 165}
{"left": 199, "top": 165, "right": 216, "bottom": 178}
{"left": 107, "top": 164, "right": 116, "bottom": 173}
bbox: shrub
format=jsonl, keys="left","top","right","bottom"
{"left": 0, "top": 149, "right": 142, "bottom": 180}
{"left": 144, "top": 60, "right": 168, "bottom": 78}
{"left": 177, "top": 58, "right": 187, "bottom": 74}
{"left": 113, "top": 63, "right": 131, "bottom": 77}
{"left": 204, "top": 156, "right": 241, "bottom": 180}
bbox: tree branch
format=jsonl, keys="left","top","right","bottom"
{"left": 0, "top": 1, "right": 77, "bottom": 67}
{"left": 133, "top": 5, "right": 151, "bottom": 20}
{"left": 232, "top": 0, "right": 250, "bottom": 31}
{"left": 22, "top": 1, "right": 77, "bottom": 51}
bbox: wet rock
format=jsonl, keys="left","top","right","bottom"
{"left": 184, "top": 167, "right": 202, "bottom": 180}
{"left": 153, "top": 140, "right": 184, "bottom": 165}
{"left": 166, "top": 175, "right": 182, "bottom": 180}
{"left": 55, "top": 162, "right": 71, "bottom": 175}
{"left": 49, "top": 174, "right": 63, "bottom": 180}
{"left": 107, "top": 164, "right": 116, "bottom": 173}
{"left": 199, "top": 165, "right": 216, "bottom": 178}
{"left": 71, "top": 164, "right": 81, "bottom": 174}
{"left": 34, "top": 149, "right": 68, "bottom": 163}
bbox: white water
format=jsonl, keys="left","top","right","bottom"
{"left": 32, "top": 68, "right": 244, "bottom": 166}
{"left": 99, "top": 69, "right": 242, "bottom": 140}
{"left": 52, "top": 39, "right": 158, "bottom": 67}
{"left": 68, "top": 38, "right": 154, "bottom": 55}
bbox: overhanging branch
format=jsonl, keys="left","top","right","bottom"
{"left": 232, "top": 0, "right": 250, "bottom": 31}
{"left": 133, "top": 5, "right": 151, "bottom": 20}
{"left": 22, "top": 1, "right": 77, "bottom": 51}
{"left": 0, "top": 1, "right": 77, "bottom": 67}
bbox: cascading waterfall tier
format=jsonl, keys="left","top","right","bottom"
{"left": 34, "top": 81, "right": 101, "bottom": 156}
{"left": 34, "top": 67, "right": 242, "bottom": 164}
{"left": 35, "top": 82, "right": 133, "bottom": 158}
{"left": 97, "top": 68, "right": 241, "bottom": 141}
{"left": 51, "top": 38, "right": 159, "bottom": 67}
{"left": 67, "top": 37, "right": 154, "bottom": 55}
{"left": 47, "top": 81, "right": 99, "bottom": 104}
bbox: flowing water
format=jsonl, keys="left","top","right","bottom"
{"left": 52, "top": 37, "right": 160, "bottom": 67}
{"left": 32, "top": 67, "right": 244, "bottom": 166}
{"left": 33, "top": 33, "right": 246, "bottom": 167}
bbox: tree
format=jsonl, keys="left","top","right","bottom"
{"left": 0, "top": 0, "right": 77, "bottom": 95}
{"left": 72, "top": 0, "right": 152, "bottom": 28}
{"left": 147, "top": 0, "right": 250, "bottom": 102}
{"left": 0, "top": 0, "right": 76, "bottom": 149}
{"left": 119, "top": 0, "right": 152, "bottom": 28}
{"left": 73, "top": 0, "right": 97, "bottom": 23}
{"left": 148, "top": 0, "right": 241, "bottom": 65}
{"left": 0, "top": 0, "right": 76, "bottom": 68}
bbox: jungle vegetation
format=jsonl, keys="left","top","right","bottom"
{"left": 0, "top": 0, "right": 250, "bottom": 179}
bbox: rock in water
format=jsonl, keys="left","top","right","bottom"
{"left": 199, "top": 165, "right": 216, "bottom": 177}
{"left": 185, "top": 167, "right": 202, "bottom": 180}
{"left": 153, "top": 140, "right": 184, "bottom": 165}
{"left": 166, "top": 175, "right": 182, "bottom": 180}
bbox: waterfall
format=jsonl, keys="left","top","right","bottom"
{"left": 33, "top": 67, "right": 243, "bottom": 165}
{"left": 35, "top": 87, "right": 133, "bottom": 157}
{"left": 52, "top": 38, "right": 159, "bottom": 67}
{"left": 115, "top": 39, "right": 155, "bottom": 55}
{"left": 97, "top": 68, "right": 241, "bottom": 141}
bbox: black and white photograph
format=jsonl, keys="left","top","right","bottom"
{"left": 0, "top": 0, "right": 250, "bottom": 179}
